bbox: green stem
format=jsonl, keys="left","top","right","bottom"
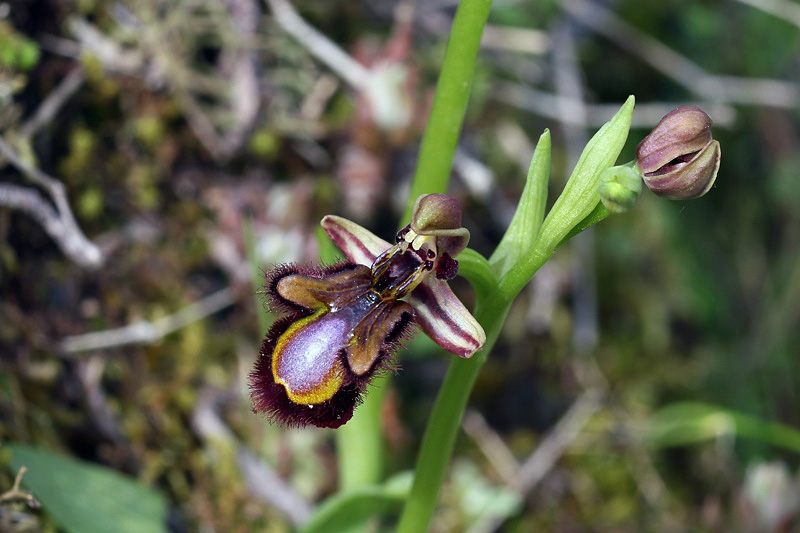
{"left": 456, "top": 248, "right": 497, "bottom": 297}
{"left": 397, "top": 241, "right": 552, "bottom": 532}
{"left": 397, "top": 295, "right": 507, "bottom": 532}
{"left": 336, "top": 377, "right": 388, "bottom": 490}
{"left": 395, "top": 0, "right": 493, "bottom": 527}
{"left": 401, "top": 0, "right": 493, "bottom": 223}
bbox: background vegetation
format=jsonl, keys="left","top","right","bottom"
{"left": 1, "top": 0, "right": 799, "bottom": 531}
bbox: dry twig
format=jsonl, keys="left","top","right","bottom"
{"left": 266, "top": 0, "right": 371, "bottom": 90}
{"left": 735, "top": 0, "right": 800, "bottom": 30}
{"left": 493, "top": 83, "right": 737, "bottom": 128}
{"left": 0, "top": 467, "right": 39, "bottom": 509}
{"left": 61, "top": 287, "right": 236, "bottom": 352}
{"left": 0, "top": 137, "right": 103, "bottom": 268}
{"left": 563, "top": 0, "right": 800, "bottom": 108}
{"left": 18, "top": 67, "right": 85, "bottom": 139}
{"left": 191, "top": 389, "right": 313, "bottom": 526}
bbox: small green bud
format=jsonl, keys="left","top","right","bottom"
{"left": 636, "top": 106, "right": 721, "bottom": 200}
{"left": 599, "top": 164, "right": 642, "bottom": 214}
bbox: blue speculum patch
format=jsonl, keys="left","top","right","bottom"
{"left": 273, "top": 311, "right": 350, "bottom": 404}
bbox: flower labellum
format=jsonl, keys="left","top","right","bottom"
{"left": 636, "top": 106, "right": 721, "bottom": 200}
{"left": 250, "top": 194, "right": 486, "bottom": 428}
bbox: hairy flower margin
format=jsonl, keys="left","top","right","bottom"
{"left": 250, "top": 194, "right": 486, "bottom": 428}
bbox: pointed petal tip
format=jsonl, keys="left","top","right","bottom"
{"left": 321, "top": 215, "right": 391, "bottom": 266}
{"left": 406, "top": 279, "right": 486, "bottom": 360}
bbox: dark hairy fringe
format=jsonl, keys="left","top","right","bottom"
{"left": 250, "top": 315, "right": 363, "bottom": 429}
{"left": 250, "top": 352, "right": 361, "bottom": 429}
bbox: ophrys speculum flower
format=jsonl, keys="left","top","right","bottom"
{"left": 250, "top": 194, "right": 486, "bottom": 428}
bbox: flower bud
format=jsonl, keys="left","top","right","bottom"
{"left": 636, "top": 106, "right": 721, "bottom": 200}
{"left": 599, "top": 164, "right": 642, "bottom": 214}
{"left": 407, "top": 193, "right": 470, "bottom": 260}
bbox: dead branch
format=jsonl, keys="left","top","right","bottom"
{"left": 192, "top": 388, "right": 313, "bottom": 526}
{"left": 0, "top": 137, "right": 103, "bottom": 268}
{"left": 563, "top": 0, "right": 800, "bottom": 108}
{"left": 61, "top": 287, "right": 236, "bottom": 352}
{"left": 18, "top": 67, "right": 85, "bottom": 138}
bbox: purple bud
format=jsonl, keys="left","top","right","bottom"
{"left": 636, "top": 106, "right": 721, "bottom": 200}
{"left": 407, "top": 193, "right": 470, "bottom": 262}
{"left": 410, "top": 194, "right": 463, "bottom": 233}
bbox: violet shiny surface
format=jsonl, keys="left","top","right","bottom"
{"left": 276, "top": 314, "right": 350, "bottom": 393}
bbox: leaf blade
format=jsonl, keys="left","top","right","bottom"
{"left": 489, "top": 129, "right": 551, "bottom": 278}
{"left": 536, "top": 96, "right": 635, "bottom": 255}
{"left": 7, "top": 444, "right": 168, "bottom": 533}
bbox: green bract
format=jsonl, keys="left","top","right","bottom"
{"left": 490, "top": 130, "right": 551, "bottom": 279}
{"left": 535, "top": 95, "right": 635, "bottom": 255}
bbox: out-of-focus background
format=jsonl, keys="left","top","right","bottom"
{"left": 1, "top": 0, "right": 799, "bottom": 531}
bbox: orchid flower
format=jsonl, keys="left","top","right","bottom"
{"left": 250, "top": 194, "right": 486, "bottom": 428}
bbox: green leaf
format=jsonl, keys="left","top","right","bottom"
{"left": 536, "top": 96, "right": 635, "bottom": 255}
{"left": 301, "top": 471, "right": 412, "bottom": 533}
{"left": 645, "top": 402, "right": 800, "bottom": 454}
{"left": 489, "top": 129, "right": 551, "bottom": 278}
{"left": 6, "top": 444, "right": 168, "bottom": 533}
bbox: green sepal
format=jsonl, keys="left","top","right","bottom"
{"left": 535, "top": 96, "right": 635, "bottom": 256}
{"left": 489, "top": 129, "right": 551, "bottom": 278}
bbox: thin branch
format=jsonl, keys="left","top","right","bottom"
{"left": 735, "top": 0, "right": 800, "bottom": 30}
{"left": 0, "top": 138, "right": 103, "bottom": 268}
{"left": 470, "top": 390, "right": 604, "bottom": 533}
{"left": 61, "top": 287, "right": 236, "bottom": 352}
{"left": 562, "top": 0, "right": 800, "bottom": 108}
{"left": 18, "top": 67, "right": 85, "bottom": 138}
{"left": 191, "top": 388, "right": 313, "bottom": 526}
{"left": 0, "top": 467, "right": 40, "bottom": 509}
{"left": 461, "top": 410, "right": 519, "bottom": 484}
{"left": 237, "top": 449, "right": 313, "bottom": 527}
{"left": 266, "top": 0, "right": 371, "bottom": 90}
{"left": 480, "top": 25, "right": 549, "bottom": 55}
{"left": 493, "top": 84, "right": 737, "bottom": 128}
{"left": 514, "top": 390, "right": 602, "bottom": 495}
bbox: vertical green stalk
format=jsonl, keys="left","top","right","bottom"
{"left": 396, "top": 297, "right": 508, "bottom": 533}
{"left": 337, "top": 0, "right": 492, "bottom": 493}
{"left": 396, "top": 254, "right": 549, "bottom": 533}
{"left": 335, "top": 377, "right": 388, "bottom": 490}
{"left": 322, "top": 227, "right": 387, "bottom": 491}
{"left": 396, "top": 1, "right": 495, "bottom": 527}
{"left": 401, "top": 0, "right": 493, "bottom": 223}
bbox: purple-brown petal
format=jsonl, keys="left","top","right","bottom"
{"left": 274, "top": 263, "right": 372, "bottom": 311}
{"left": 345, "top": 299, "right": 414, "bottom": 376}
{"left": 635, "top": 106, "right": 713, "bottom": 175}
{"left": 405, "top": 278, "right": 486, "bottom": 358}
{"left": 266, "top": 262, "right": 368, "bottom": 312}
{"left": 321, "top": 215, "right": 391, "bottom": 267}
{"left": 435, "top": 253, "right": 459, "bottom": 281}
